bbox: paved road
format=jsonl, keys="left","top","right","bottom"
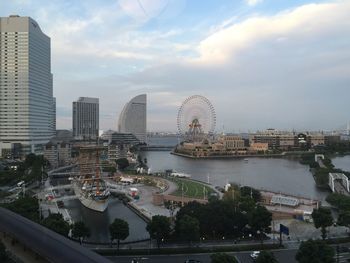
{"left": 236, "top": 249, "right": 297, "bottom": 263}
{"left": 107, "top": 244, "right": 350, "bottom": 263}
{"left": 107, "top": 248, "right": 298, "bottom": 263}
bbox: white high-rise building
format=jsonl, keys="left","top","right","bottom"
{"left": 73, "top": 97, "right": 99, "bottom": 140}
{"left": 118, "top": 94, "right": 147, "bottom": 143}
{"left": 0, "top": 15, "right": 55, "bottom": 157}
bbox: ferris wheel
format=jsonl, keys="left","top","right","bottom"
{"left": 177, "top": 95, "right": 216, "bottom": 140}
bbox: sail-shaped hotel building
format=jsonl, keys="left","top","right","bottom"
{"left": 118, "top": 94, "right": 147, "bottom": 143}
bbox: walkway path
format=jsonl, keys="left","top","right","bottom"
{"left": 129, "top": 177, "right": 178, "bottom": 218}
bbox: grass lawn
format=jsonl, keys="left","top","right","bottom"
{"left": 170, "top": 178, "right": 215, "bottom": 199}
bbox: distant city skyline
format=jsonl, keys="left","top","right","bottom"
{"left": 1, "top": 0, "right": 349, "bottom": 132}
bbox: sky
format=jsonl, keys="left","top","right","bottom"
{"left": 1, "top": 0, "right": 349, "bottom": 133}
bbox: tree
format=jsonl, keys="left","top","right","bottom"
{"left": 178, "top": 215, "right": 200, "bottom": 244}
{"left": 146, "top": 215, "right": 171, "bottom": 248}
{"left": 211, "top": 252, "right": 237, "bottom": 263}
{"left": 337, "top": 211, "right": 350, "bottom": 231}
{"left": 24, "top": 153, "right": 37, "bottom": 168}
{"left": 249, "top": 205, "right": 272, "bottom": 243}
{"left": 296, "top": 239, "right": 335, "bottom": 263}
{"left": 115, "top": 158, "right": 129, "bottom": 170}
{"left": 3, "top": 196, "right": 39, "bottom": 222}
{"left": 312, "top": 207, "right": 333, "bottom": 240}
{"left": 109, "top": 218, "right": 129, "bottom": 251}
{"left": 256, "top": 251, "right": 278, "bottom": 263}
{"left": 0, "top": 241, "right": 8, "bottom": 262}
{"left": 240, "top": 186, "right": 261, "bottom": 203}
{"left": 71, "top": 221, "right": 90, "bottom": 244}
{"left": 42, "top": 213, "right": 70, "bottom": 236}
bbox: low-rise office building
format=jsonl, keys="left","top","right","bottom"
{"left": 249, "top": 142, "right": 269, "bottom": 153}
{"left": 43, "top": 142, "right": 72, "bottom": 168}
{"left": 102, "top": 132, "right": 140, "bottom": 163}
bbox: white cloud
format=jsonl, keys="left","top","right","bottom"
{"left": 193, "top": 2, "right": 350, "bottom": 65}
{"left": 245, "top": 0, "right": 263, "bottom": 7}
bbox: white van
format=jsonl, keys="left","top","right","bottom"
{"left": 17, "top": 181, "right": 25, "bottom": 187}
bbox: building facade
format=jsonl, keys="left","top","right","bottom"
{"left": 249, "top": 142, "right": 269, "bottom": 152}
{"left": 0, "top": 15, "right": 55, "bottom": 157}
{"left": 72, "top": 97, "right": 99, "bottom": 140}
{"left": 118, "top": 94, "right": 147, "bottom": 143}
{"left": 217, "top": 135, "right": 245, "bottom": 150}
{"left": 44, "top": 142, "right": 72, "bottom": 168}
{"left": 102, "top": 132, "right": 140, "bottom": 163}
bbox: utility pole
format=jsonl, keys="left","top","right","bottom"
{"left": 181, "top": 182, "right": 184, "bottom": 206}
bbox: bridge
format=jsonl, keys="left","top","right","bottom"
{"left": 45, "top": 184, "right": 73, "bottom": 191}
{"left": 315, "top": 154, "right": 325, "bottom": 167}
{"left": 53, "top": 195, "right": 78, "bottom": 202}
{"left": 50, "top": 171, "right": 79, "bottom": 178}
{"left": 329, "top": 173, "right": 350, "bottom": 195}
{"left": 139, "top": 145, "right": 175, "bottom": 151}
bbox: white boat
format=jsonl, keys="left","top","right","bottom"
{"left": 170, "top": 171, "right": 191, "bottom": 178}
{"left": 73, "top": 177, "right": 110, "bottom": 212}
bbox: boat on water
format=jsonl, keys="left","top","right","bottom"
{"left": 73, "top": 177, "right": 110, "bottom": 212}
{"left": 170, "top": 171, "right": 191, "bottom": 178}
{"left": 73, "top": 146, "right": 110, "bottom": 212}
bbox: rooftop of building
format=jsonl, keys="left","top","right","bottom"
{"left": 75, "top": 97, "right": 99, "bottom": 103}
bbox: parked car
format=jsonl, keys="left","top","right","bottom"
{"left": 250, "top": 251, "right": 260, "bottom": 259}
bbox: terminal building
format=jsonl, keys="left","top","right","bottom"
{"left": 0, "top": 15, "right": 55, "bottom": 157}
{"left": 118, "top": 94, "right": 147, "bottom": 143}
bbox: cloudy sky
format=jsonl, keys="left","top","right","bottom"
{"left": 1, "top": 0, "right": 349, "bottom": 132}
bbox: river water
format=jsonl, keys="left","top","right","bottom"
{"left": 65, "top": 198, "right": 149, "bottom": 243}
{"left": 141, "top": 151, "right": 326, "bottom": 200}
{"left": 332, "top": 155, "right": 350, "bottom": 172}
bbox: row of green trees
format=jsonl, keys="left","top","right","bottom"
{"left": 300, "top": 153, "right": 350, "bottom": 188}
{"left": 145, "top": 186, "right": 271, "bottom": 248}
{"left": 172, "top": 186, "right": 271, "bottom": 242}
{"left": 0, "top": 153, "right": 48, "bottom": 186}
{"left": 208, "top": 239, "right": 336, "bottom": 263}
{"left": 327, "top": 193, "right": 350, "bottom": 231}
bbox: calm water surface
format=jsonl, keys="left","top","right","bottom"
{"left": 332, "top": 155, "right": 350, "bottom": 172}
{"left": 141, "top": 151, "right": 327, "bottom": 200}
{"left": 65, "top": 198, "right": 149, "bottom": 243}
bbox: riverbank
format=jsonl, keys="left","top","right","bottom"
{"left": 171, "top": 151, "right": 308, "bottom": 159}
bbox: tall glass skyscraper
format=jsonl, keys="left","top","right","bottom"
{"left": 0, "top": 15, "right": 55, "bottom": 157}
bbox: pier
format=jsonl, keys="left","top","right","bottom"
{"left": 139, "top": 145, "right": 175, "bottom": 151}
